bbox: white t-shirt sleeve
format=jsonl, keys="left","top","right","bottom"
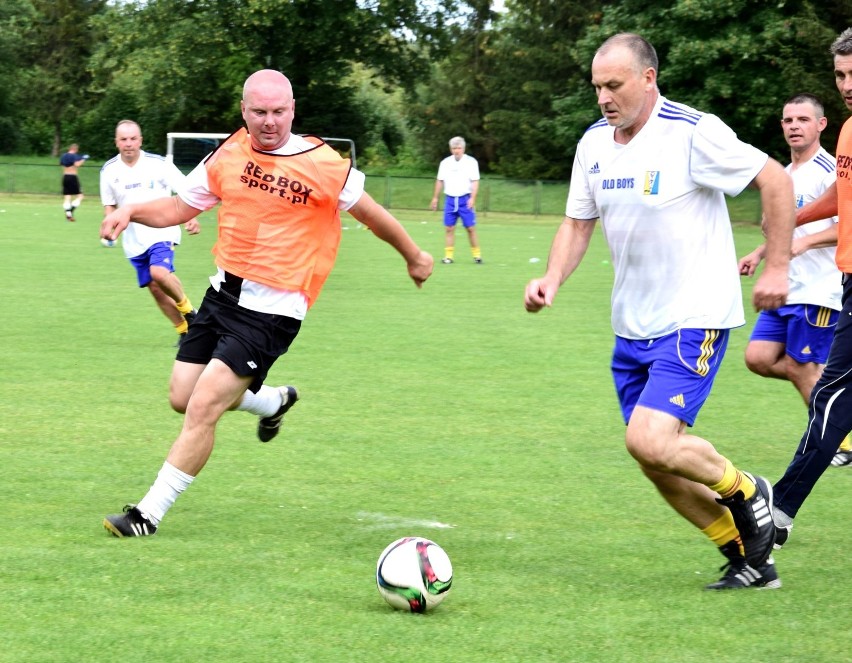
{"left": 565, "top": 149, "right": 598, "bottom": 220}
{"left": 690, "top": 114, "right": 768, "bottom": 197}
{"left": 339, "top": 168, "right": 366, "bottom": 211}
{"left": 468, "top": 156, "right": 480, "bottom": 181}
{"left": 99, "top": 165, "right": 115, "bottom": 207}
{"left": 177, "top": 160, "right": 219, "bottom": 211}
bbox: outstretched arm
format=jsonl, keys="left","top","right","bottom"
{"left": 348, "top": 192, "right": 434, "bottom": 288}
{"left": 101, "top": 196, "right": 202, "bottom": 242}
{"left": 524, "top": 216, "right": 597, "bottom": 312}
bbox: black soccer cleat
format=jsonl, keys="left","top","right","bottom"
{"left": 831, "top": 450, "right": 852, "bottom": 467}
{"left": 257, "top": 386, "right": 299, "bottom": 442}
{"left": 716, "top": 472, "right": 776, "bottom": 568}
{"left": 705, "top": 555, "right": 781, "bottom": 590}
{"left": 104, "top": 505, "right": 157, "bottom": 537}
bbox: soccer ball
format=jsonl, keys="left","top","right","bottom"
{"left": 376, "top": 536, "right": 453, "bottom": 612}
{"left": 100, "top": 238, "right": 116, "bottom": 248}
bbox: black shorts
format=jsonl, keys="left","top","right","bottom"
{"left": 176, "top": 286, "right": 302, "bottom": 393}
{"left": 62, "top": 174, "right": 81, "bottom": 196}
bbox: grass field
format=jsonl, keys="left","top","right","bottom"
{"left": 2, "top": 194, "right": 851, "bottom": 662}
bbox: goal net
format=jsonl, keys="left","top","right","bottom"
{"left": 167, "top": 132, "right": 357, "bottom": 171}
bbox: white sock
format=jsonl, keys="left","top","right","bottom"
{"left": 236, "top": 385, "right": 283, "bottom": 416}
{"left": 72, "top": 197, "right": 82, "bottom": 208}
{"left": 136, "top": 461, "right": 195, "bottom": 525}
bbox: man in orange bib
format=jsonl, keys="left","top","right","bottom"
{"left": 100, "top": 69, "right": 433, "bottom": 537}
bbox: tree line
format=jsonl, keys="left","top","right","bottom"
{"left": 1, "top": 0, "right": 850, "bottom": 179}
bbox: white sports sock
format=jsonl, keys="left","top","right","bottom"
{"left": 236, "top": 384, "right": 283, "bottom": 416}
{"left": 71, "top": 196, "right": 82, "bottom": 208}
{"left": 136, "top": 461, "right": 195, "bottom": 525}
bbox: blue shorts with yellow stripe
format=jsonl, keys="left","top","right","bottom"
{"left": 749, "top": 303, "right": 839, "bottom": 365}
{"left": 611, "top": 328, "right": 729, "bottom": 426}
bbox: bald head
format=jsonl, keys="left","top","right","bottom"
{"left": 241, "top": 69, "right": 296, "bottom": 151}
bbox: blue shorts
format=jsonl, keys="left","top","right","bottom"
{"left": 129, "top": 241, "right": 176, "bottom": 287}
{"left": 443, "top": 194, "right": 476, "bottom": 228}
{"left": 749, "top": 303, "right": 838, "bottom": 364}
{"left": 611, "top": 328, "right": 729, "bottom": 426}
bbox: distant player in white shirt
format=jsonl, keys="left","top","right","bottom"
{"left": 524, "top": 33, "right": 795, "bottom": 590}
{"left": 100, "top": 120, "right": 199, "bottom": 344}
{"left": 739, "top": 94, "right": 840, "bottom": 405}
{"left": 430, "top": 136, "right": 482, "bottom": 264}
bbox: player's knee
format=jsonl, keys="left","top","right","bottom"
{"left": 744, "top": 351, "right": 771, "bottom": 376}
{"left": 625, "top": 428, "right": 676, "bottom": 472}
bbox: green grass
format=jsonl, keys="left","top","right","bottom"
{"left": 2, "top": 194, "right": 849, "bottom": 662}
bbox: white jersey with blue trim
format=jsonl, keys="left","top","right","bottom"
{"left": 100, "top": 150, "right": 186, "bottom": 258}
{"left": 437, "top": 153, "right": 480, "bottom": 197}
{"left": 787, "top": 147, "right": 840, "bottom": 309}
{"left": 566, "top": 95, "right": 767, "bottom": 340}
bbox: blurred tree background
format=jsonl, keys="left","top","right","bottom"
{"left": 3, "top": 0, "right": 851, "bottom": 178}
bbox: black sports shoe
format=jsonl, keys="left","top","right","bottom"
{"left": 257, "top": 386, "right": 299, "bottom": 442}
{"left": 705, "top": 555, "right": 781, "bottom": 590}
{"left": 473, "top": 257, "right": 483, "bottom": 264}
{"left": 104, "top": 505, "right": 157, "bottom": 537}
{"left": 716, "top": 472, "right": 776, "bottom": 568}
{"left": 831, "top": 450, "right": 852, "bottom": 467}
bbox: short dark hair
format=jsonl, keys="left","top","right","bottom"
{"left": 831, "top": 28, "right": 852, "bottom": 57}
{"left": 783, "top": 93, "right": 825, "bottom": 118}
{"left": 597, "top": 33, "right": 659, "bottom": 73}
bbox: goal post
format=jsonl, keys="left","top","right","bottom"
{"left": 167, "top": 132, "right": 357, "bottom": 170}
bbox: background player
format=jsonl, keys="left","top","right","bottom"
{"left": 430, "top": 136, "right": 482, "bottom": 264}
{"left": 60, "top": 143, "right": 88, "bottom": 221}
{"left": 100, "top": 120, "right": 199, "bottom": 344}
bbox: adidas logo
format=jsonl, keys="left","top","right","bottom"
{"left": 247, "top": 360, "right": 257, "bottom": 369}
{"left": 588, "top": 162, "right": 600, "bottom": 174}
{"left": 801, "top": 345, "right": 812, "bottom": 355}
{"left": 669, "top": 393, "right": 685, "bottom": 408}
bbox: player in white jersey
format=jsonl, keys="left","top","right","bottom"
{"left": 524, "top": 33, "right": 795, "bottom": 590}
{"left": 100, "top": 120, "right": 199, "bottom": 344}
{"left": 430, "top": 136, "right": 482, "bottom": 264}
{"left": 739, "top": 95, "right": 840, "bottom": 405}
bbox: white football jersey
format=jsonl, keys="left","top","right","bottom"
{"left": 786, "top": 147, "right": 840, "bottom": 309}
{"left": 100, "top": 151, "right": 186, "bottom": 258}
{"left": 436, "top": 153, "right": 480, "bottom": 197}
{"left": 566, "top": 95, "right": 767, "bottom": 339}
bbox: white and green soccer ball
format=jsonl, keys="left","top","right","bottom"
{"left": 100, "top": 238, "right": 116, "bottom": 248}
{"left": 376, "top": 536, "right": 453, "bottom": 612}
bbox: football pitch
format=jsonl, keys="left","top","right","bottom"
{"left": 2, "top": 194, "right": 852, "bottom": 662}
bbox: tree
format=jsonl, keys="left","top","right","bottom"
{"left": 20, "top": 0, "right": 106, "bottom": 156}
{"left": 0, "top": 0, "right": 36, "bottom": 153}
{"left": 560, "top": 0, "right": 849, "bottom": 164}
{"left": 83, "top": 0, "right": 461, "bottom": 159}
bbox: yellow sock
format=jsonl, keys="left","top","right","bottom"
{"left": 701, "top": 512, "right": 742, "bottom": 551}
{"left": 709, "top": 458, "right": 756, "bottom": 499}
{"left": 175, "top": 297, "right": 194, "bottom": 315}
{"left": 840, "top": 435, "right": 852, "bottom": 452}
{"left": 471, "top": 246, "right": 481, "bottom": 260}
{"left": 175, "top": 320, "right": 188, "bottom": 335}
{"left": 445, "top": 247, "right": 455, "bottom": 260}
